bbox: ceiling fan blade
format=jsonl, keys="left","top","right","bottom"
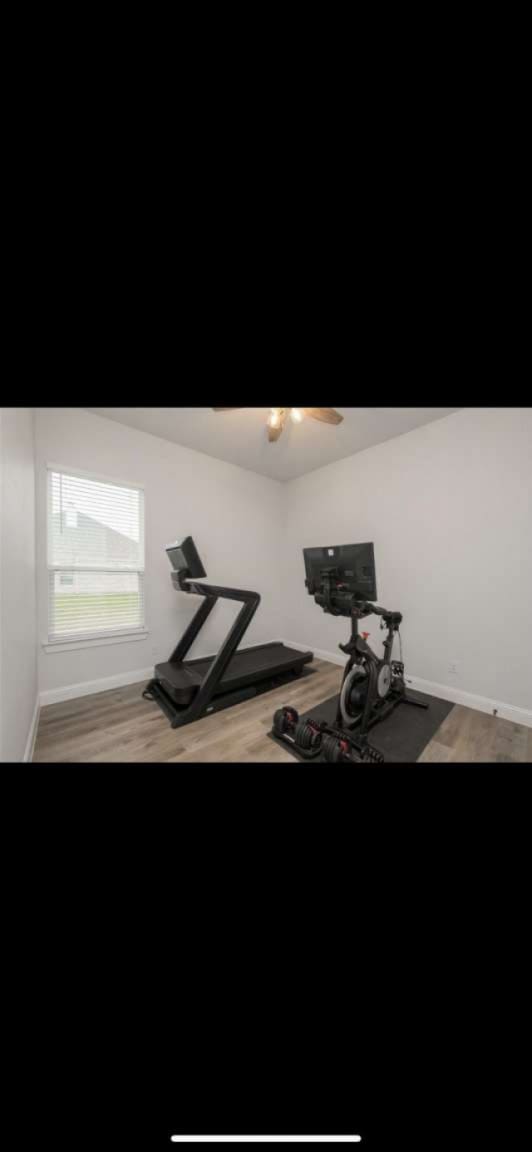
{"left": 304, "top": 407, "right": 343, "bottom": 425}
{"left": 268, "top": 423, "right": 283, "bottom": 442}
{"left": 212, "top": 408, "right": 242, "bottom": 411}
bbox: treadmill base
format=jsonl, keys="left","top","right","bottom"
{"left": 143, "top": 664, "right": 313, "bottom": 729}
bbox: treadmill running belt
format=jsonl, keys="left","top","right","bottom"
{"left": 155, "top": 642, "right": 313, "bottom": 707}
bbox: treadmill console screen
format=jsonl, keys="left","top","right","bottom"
{"left": 166, "top": 536, "right": 206, "bottom": 579}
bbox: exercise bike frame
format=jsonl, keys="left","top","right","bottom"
{"left": 336, "top": 601, "right": 404, "bottom": 735}
{"left": 272, "top": 587, "right": 428, "bottom": 763}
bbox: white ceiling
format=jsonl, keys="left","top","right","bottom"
{"left": 86, "top": 408, "right": 460, "bottom": 482}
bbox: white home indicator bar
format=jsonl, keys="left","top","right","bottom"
{"left": 170, "top": 1139, "right": 362, "bottom": 1145}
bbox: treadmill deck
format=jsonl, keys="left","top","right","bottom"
{"left": 155, "top": 642, "right": 313, "bottom": 707}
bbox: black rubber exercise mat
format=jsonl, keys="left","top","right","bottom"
{"left": 268, "top": 688, "right": 454, "bottom": 763}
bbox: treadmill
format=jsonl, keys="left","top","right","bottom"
{"left": 143, "top": 536, "right": 313, "bottom": 728}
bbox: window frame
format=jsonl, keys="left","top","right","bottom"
{"left": 45, "top": 463, "right": 147, "bottom": 648}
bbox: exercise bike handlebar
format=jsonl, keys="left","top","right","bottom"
{"left": 360, "top": 602, "right": 402, "bottom": 625}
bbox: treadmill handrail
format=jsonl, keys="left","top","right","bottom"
{"left": 173, "top": 571, "right": 261, "bottom": 603}
{"left": 167, "top": 575, "right": 261, "bottom": 718}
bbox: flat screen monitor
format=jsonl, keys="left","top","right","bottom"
{"left": 303, "top": 542, "right": 377, "bottom": 601}
{"left": 166, "top": 536, "right": 206, "bottom": 579}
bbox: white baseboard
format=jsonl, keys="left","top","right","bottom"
{"left": 286, "top": 639, "right": 346, "bottom": 667}
{"left": 38, "top": 642, "right": 288, "bottom": 710}
{"left": 404, "top": 674, "right": 532, "bottom": 729}
{"left": 284, "top": 640, "right": 532, "bottom": 730}
{"left": 23, "top": 695, "right": 41, "bottom": 761}
{"left": 40, "top": 667, "right": 154, "bottom": 708}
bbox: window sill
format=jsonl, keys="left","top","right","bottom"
{"left": 43, "top": 630, "right": 149, "bottom": 653}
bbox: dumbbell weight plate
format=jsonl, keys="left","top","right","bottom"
{"left": 294, "top": 721, "right": 316, "bottom": 750}
{"left": 273, "top": 706, "right": 299, "bottom": 737}
{"left": 322, "top": 735, "right": 345, "bottom": 762}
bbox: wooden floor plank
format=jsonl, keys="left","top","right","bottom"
{"left": 493, "top": 718, "right": 529, "bottom": 763}
{"left": 32, "top": 659, "right": 531, "bottom": 763}
{"left": 433, "top": 704, "right": 471, "bottom": 750}
{"left": 451, "top": 708, "right": 497, "bottom": 763}
{"left": 417, "top": 739, "right": 455, "bottom": 764}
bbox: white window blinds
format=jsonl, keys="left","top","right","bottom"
{"left": 47, "top": 468, "right": 145, "bottom": 642}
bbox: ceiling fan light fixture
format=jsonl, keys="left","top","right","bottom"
{"left": 212, "top": 407, "right": 343, "bottom": 444}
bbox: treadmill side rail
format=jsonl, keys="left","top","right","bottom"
{"left": 169, "top": 594, "right": 217, "bottom": 664}
{"left": 178, "top": 584, "right": 260, "bottom": 724}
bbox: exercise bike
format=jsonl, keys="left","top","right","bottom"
{"left": 272, "top": 542, "right": 428, "bottom": 763}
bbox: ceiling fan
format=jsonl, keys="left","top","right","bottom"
{"left": 212, "top": 407, "right": 343, "bottom": 442}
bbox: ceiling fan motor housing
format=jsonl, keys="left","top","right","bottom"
{"left": 212, "top": 407, "right": 343, "bottom": 442}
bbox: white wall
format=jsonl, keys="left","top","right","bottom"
{"left": 35, "top": 408, "right": 285, "bottom": 698}
{"left": 0, "top": 409, "right": 39, "bottom": 760}
{"left": 32, "top": 406, "right": 532, "bottom": 722}
{"left": 281, "top": 408, "right": 532, "bottom": 716}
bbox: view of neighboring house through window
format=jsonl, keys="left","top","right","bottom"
{"left": 47, "top": 468, "right": 145, "bottom": 642}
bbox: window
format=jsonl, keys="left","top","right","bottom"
{"left": 47, "top": 468, "right": 145, "bottom": 643}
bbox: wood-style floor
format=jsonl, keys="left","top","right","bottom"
{"left": 33, "top": 658, "right": 532, "bottom": 764}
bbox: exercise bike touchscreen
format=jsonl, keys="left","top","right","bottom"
{"left": 304, "top": 542, "right": 377, "bottom": 601}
